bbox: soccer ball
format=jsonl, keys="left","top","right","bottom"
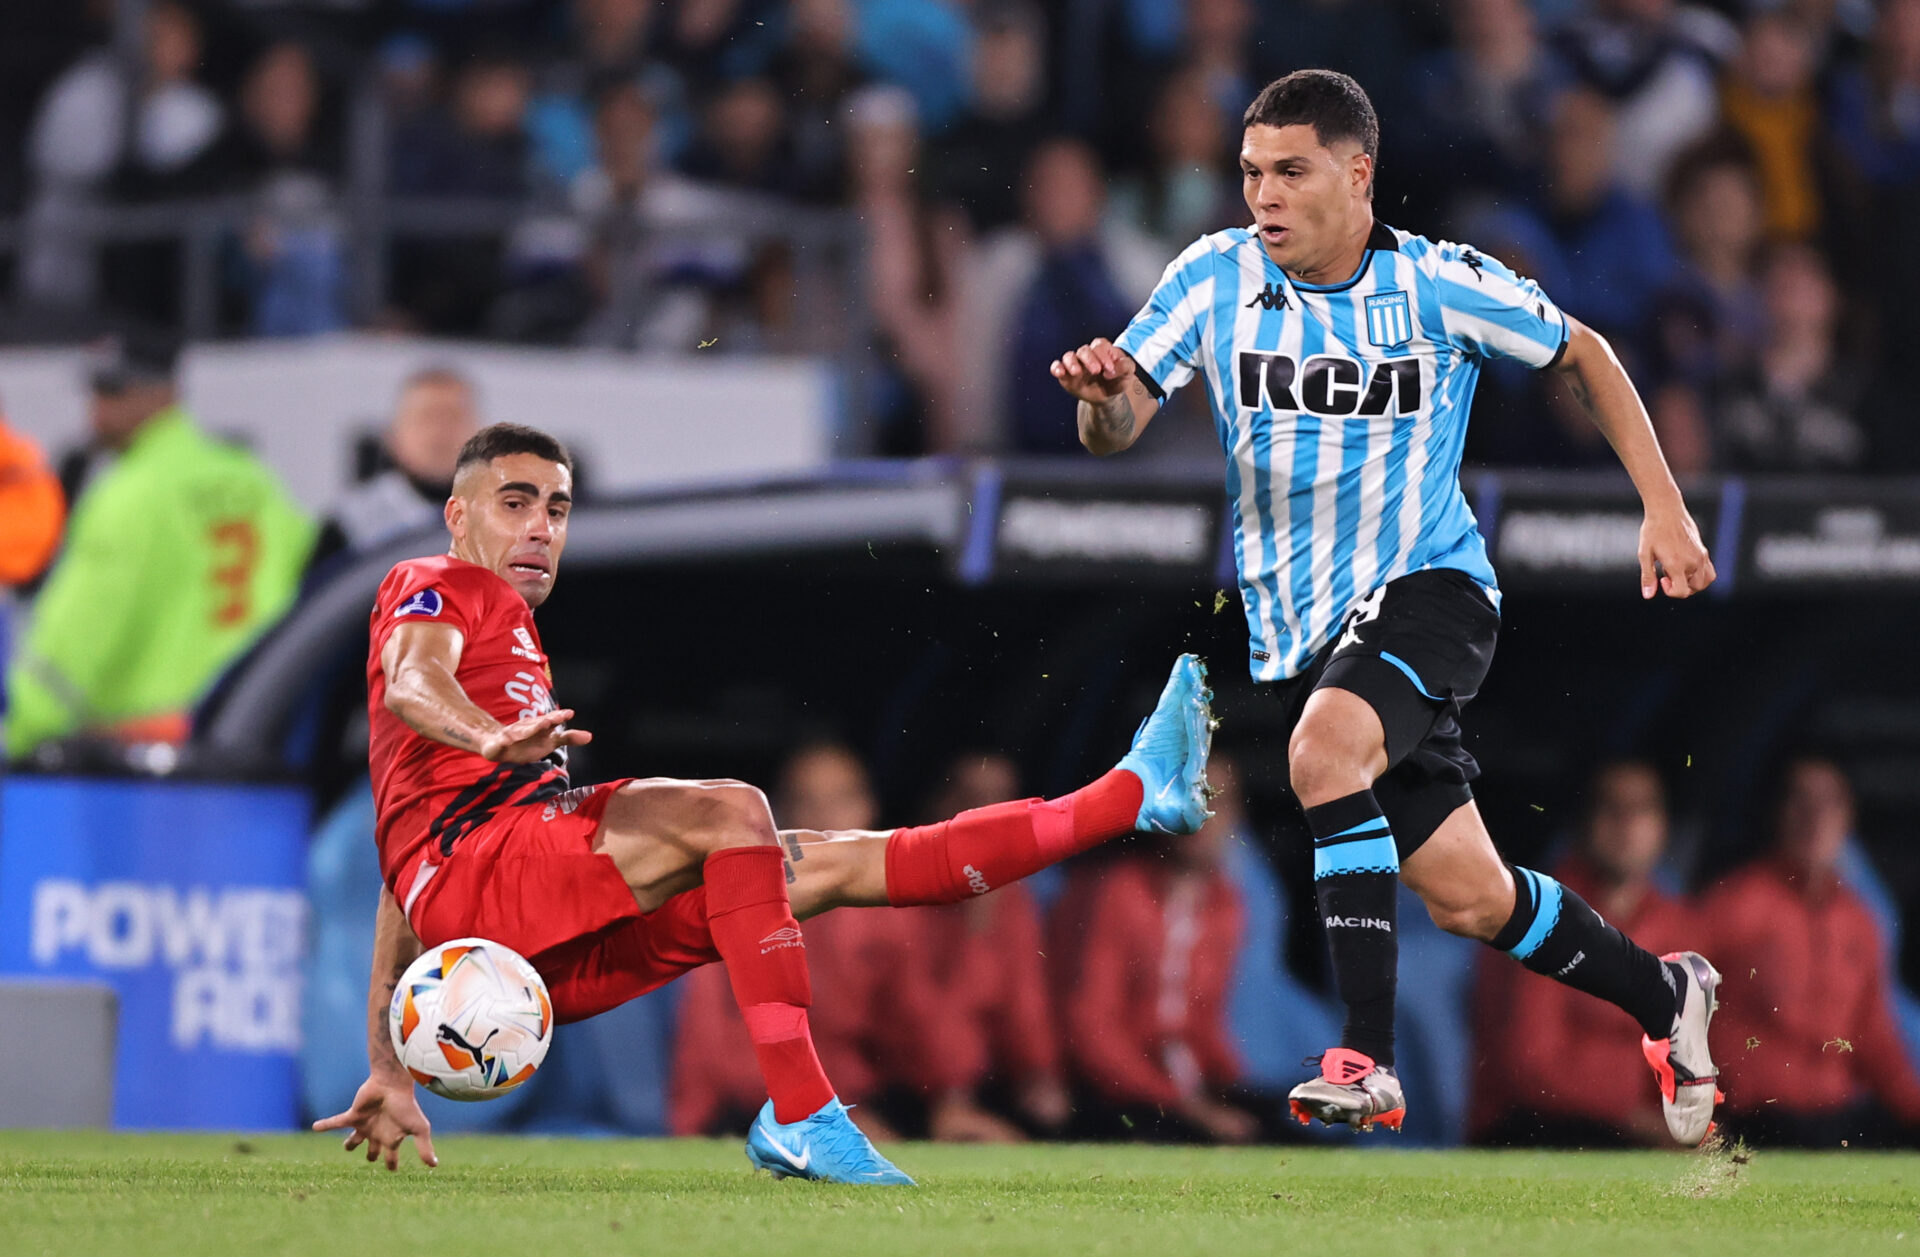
{"left": 389, "top": 938, "right": 553, "bottom": 1101}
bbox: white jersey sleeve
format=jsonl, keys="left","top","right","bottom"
{"left": 1431, "top": 241, "right": 1569, "bottom": 369}
{"left": 1113, "top": 237, "right": 1217, "bottom": 398}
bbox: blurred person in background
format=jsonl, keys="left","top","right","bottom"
{"left": 1827, "top": 0, "right": 1920, "bottom": 467}
{"left": 1183, "top": 0, "right": 1262, "bottom": 135}
{"left": 1051, "top": 775, "right": 1260, "bottom": 1144}
{"left": 900, "top": 753, "right": 1068, "bottom": 1142}
{"left": 1527, "top": 87, "right": 1677, "bottom": 347}
{"left": 1715, "top": 243, "right": 1866, "bottom": 472}
{"left": 1469, "top": 761, "right": 1690, "bottom": 1147}
{"left": 22, "top": 0, "right": 227, "bottom": 315}
{"left": 3, "top": 330, "right": 313, "bottom": 760}
{"left": 569, "top": 78, "right": 757, "bottom": 350}
{"left": 0, "top": 407, "right": 66, "bottom": 732}
{"left": 223, "top": 41, "right": 348, "bottom": 336}
{"left": 1402, "top": 0, "right": 1559, "bottom": 221}
{"left": 848, "top": 85, "right": 968, "bottom": 453}
{"left": 309, "top": 366, "right": 482, "bottom": 575}
{"left": 766, "top": 0, "right": 868, "bottom": 204}
{"left": 1648, "top": 134, "right": 1770, "bottom": 476}
{"left": 389, "top": 51, "right": 534, "bottom": 334}
{"left": 925, "top": 0, "right": 1051, "bottom": 235}
{"left": 523, "top": 0, "right": 658, "bottom": 189}
{"left": 670, "top": 743, "right": 920, "bottom": 1142}
{"left": 1703, "top": 757, "right": 1920, "bottom": 1147}
{"left": 992, "top": 137, "right": 1161, "bottom": 454}
{"left": 678, "top": 77, "right": 801, "bottom": 198}
{"left": 1107, "top": 65, "right": 1241, "bottom": 253}
{"left": 646, "top": 0, "right": 778, "bottom": 94}
{"left": 1547, "top": 0, "right": 1732, "bottom": 199}
{"left": 1719, "top": 8, "right": 1828, "bottom": 243}
{"left": 395, "top": 48, "right": 534, "bottom": 194}
{"left": 1464, "top": 91, "right": 1673, "bottom": 468}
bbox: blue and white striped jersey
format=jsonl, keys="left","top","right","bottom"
{"left": 1115, "top": 222, "right": 1568, "bottom": 681}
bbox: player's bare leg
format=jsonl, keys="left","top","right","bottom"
{"left": 775, "top": 654, "right": 1217, "bottom": 920}
{"left": 1404, "top": 799, "right": 1723, "bottom": 1145}
{"left": 591, "top": 777, "right": 783, "bottom": 909}
{"left": 1396, "top": 800, "right": 1514, "bottom": 939}
{"left": 589, "top": 776, "right": 912, "bottom": 1183}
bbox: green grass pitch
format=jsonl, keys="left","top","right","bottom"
{"left": 2, "top": 1132, "right": 1914, "bottom": 1256}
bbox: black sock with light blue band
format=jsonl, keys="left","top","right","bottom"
{"left": 1490, "top": 866, "right": 1680, "bottom": 1040}
{"left": 1305, "top": 789, "right": 1399, "bottom": 1068}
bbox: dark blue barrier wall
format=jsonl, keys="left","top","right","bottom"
{"left": 0, "top": 775, "right": 309, "bottom": 1130}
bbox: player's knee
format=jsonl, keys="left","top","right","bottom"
{"left": 697, "top": 781, "right": 779, "bottom": 851}
{"left": 1288, "top": 726, "right": 1372, "bottom": 806}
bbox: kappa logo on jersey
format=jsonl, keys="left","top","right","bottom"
{"left": 1365, "top": 291, "right": 1413, "bottom": 350}
{"left": 394, "top": 589, "right": 444, "bottom": 619}
{"left": 1238, "top": 352, "right": 1422, "bottom": 417}
{"left": 1245, "top": 281, "right": 1289, "bottom": 311}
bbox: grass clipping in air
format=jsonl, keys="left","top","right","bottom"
{"left": 1670, "top": 1130, "right": 1753, "bottom": 1199}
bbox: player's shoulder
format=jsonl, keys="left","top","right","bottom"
{"left": 1408, "top": 230, "right": 1538, "bottom": 289}
{"left": 1158, "top": 228, "right": 1255, "bottom": 279}
{"left": 377, "top": 555, "right": 510, "bottom": 617}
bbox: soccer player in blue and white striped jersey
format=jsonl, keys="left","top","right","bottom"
{"left": 1052, "top": 70, "right": 1725, "bottom": 1144}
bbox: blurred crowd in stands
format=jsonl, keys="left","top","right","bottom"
{"left": 2, "top": 0, "right": 1917, "bottom": 466}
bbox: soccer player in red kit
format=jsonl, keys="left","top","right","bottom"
{"left": 315, "top": 423, "right": 1216, "bottom": 1182}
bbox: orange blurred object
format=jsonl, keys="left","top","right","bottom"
{"left": 0, "top": 418, "right": 65, "bottom": 587}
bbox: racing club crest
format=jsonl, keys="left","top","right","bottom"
{"left": 1365, "top": 291, "right": 1413, "bottom": 350}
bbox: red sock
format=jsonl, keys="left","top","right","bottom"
{"left": 884, "top": 768, "right": 1144, "bottom": 906}
{"left": 702, "top": 845, "right": 835, "bottom": 1123}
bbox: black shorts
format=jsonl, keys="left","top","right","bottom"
{"left": 1264, "top": 568, "right": 1500, "bottom": 859}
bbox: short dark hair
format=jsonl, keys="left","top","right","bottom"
{"left": 1243, "top": 69, "right": 1380, "bottom": 170}
{"left": 455, "top": 422, "right": 573, "bottom": 476}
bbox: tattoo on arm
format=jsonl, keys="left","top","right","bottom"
{"left": 781, "top": 832, "right": 804, "bottom": 885}
{"left": 440, "top": 726, "right": 475, "bottom": 749}
{"left": 1567, "top": 372, "right": 1596, "bottom": 417}
{"left": 1088, "top": 393, "right": 1136, "bottom": 443}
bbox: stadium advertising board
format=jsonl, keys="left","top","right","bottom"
{"left": 0, "top": 776, "right": 309, "bottom": 1129}
{"left": 956, "top": 471, "right": 1221, "bottom": 587}
{"left": 1487, "top": 479, "right": 1725, "bottom": 591}
{"left": 1736, "top": 486, "right": 1920, "bottom": 590}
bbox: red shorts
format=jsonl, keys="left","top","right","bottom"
{"left": 403, "top": 780, "right": 721, "bottom": 1023}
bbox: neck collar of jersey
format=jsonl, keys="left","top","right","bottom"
{"left": 1280, "top": 220, "right": 1399, "bottom": 293}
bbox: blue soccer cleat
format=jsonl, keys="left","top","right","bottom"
{"left": 744, "top": 1098, "right": 916, "bottom": 1185}
{"left": 1116, "top": 653, "right": 1216, "bottom": 835}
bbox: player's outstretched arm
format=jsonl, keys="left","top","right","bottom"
{"left": 381, "top": 620, "right": 592, "bottom": 762}
{"left": 1551, "top": 317, "right": 1716, "bottom": 600}
{"left": 312, "top": 888, "right": 438, "bottom": 1170}
{"left": 1051, "top": 338, "right": 1161, "bottom": 455}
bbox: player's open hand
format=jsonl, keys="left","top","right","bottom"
{"left": 313, "top": 1074, "right": 437, "bottom": 1171}
{"left": 1640, "top": 505, "right": 1715, "bottom": 600}
{"left": 480, "top": 708, "right": 593, "bottom": 763}
{"left": 1050, "top": 338, "right": 1135, "bottom": 404}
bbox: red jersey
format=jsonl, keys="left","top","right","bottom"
{"left": 367, "top": 555, "right": 569, "bottom": 897}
